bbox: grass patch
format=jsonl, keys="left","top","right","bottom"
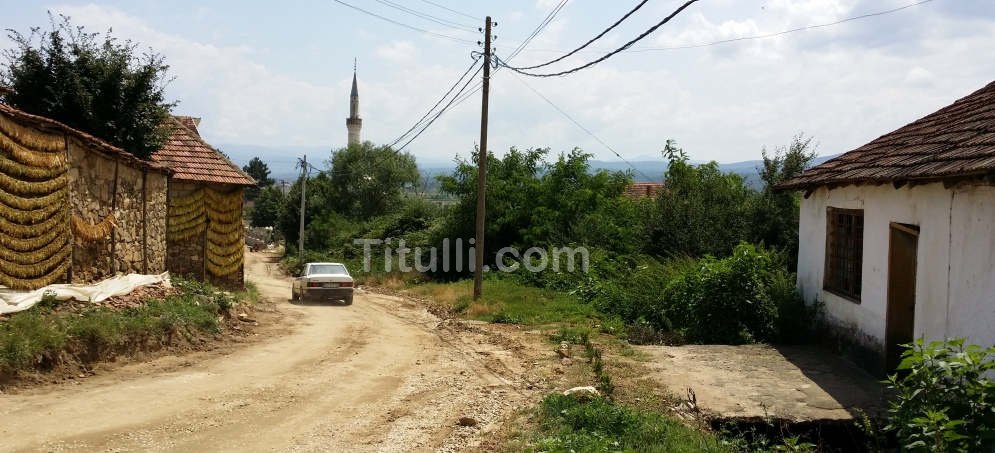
{"left": 409, "top": 278, "right": 600, "bottom": 326}
{"left": 515, "top": 394, "right": 733, "bottom": 453}
{"left": 0, "top": 277, "right": 238, "bottom": 379}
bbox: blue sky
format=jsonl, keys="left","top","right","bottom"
{"left": 3, "top": 0, "right": 994, "bottom": 169}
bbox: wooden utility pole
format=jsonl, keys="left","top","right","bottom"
{"left": 473, "top": 16, "right": 492, "bottom": 300}
{"left": 298, "top": 154, "right": 307, "bottom": 256}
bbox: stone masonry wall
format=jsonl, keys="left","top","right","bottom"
{"left": 145, "top": 173, "right": 168, "bottom": 272}
{"left": 69, "top": 140, "right": 115, "bottom": 283}
{"left": 68, "top": 140, "right": 169, "bottom": 283}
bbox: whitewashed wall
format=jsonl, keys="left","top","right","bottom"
{"left": 797, "top": 182, "right": 995, "bottom": 355}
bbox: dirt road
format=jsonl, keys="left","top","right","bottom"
{"left": 0, "top": 252, "right": 547, "bottom": 452}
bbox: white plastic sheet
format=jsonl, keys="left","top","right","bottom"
{"left": 0, "top": 272, "right": 170, "bottom": 314}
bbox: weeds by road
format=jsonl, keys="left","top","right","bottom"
{"left": 0, "top": 277, "right": 257, "bottom": 385}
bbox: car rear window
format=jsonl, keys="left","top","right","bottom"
{"left": 308, "top": 264, "right": 348, "bottom": 275}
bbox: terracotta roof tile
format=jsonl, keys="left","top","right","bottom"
{"left": 779, "top": 80, "right": 995, "bottom": 190}
{"left": 150, "top": 116, "right": 255, "bottom": 186}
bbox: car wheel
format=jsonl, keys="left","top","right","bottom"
{"left": 344, "top": 295, "right": 353, "bottom": 305}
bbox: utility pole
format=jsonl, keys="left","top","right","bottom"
{"left": 473, "top": 16, "right": 492, "bottom": 300}
{"left": 298, "top": 154, "right": 307, "bottom": 256}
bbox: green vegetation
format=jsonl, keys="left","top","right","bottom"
{"left": 884, "top": 339, "right": 995, "bottom": 452}
{"left": 243, "top": 157, "right": 275, "bottom": 201}
{"left": 409, "top": 278, "right": 599, "bottom": 326}
{"left": 516, "top": 394, "right": 733, "bottom": 453}
{"left": 2, "top": 15, "right": 174, "bottom": 159}
{"left": 0, "top": 277, "right": 247, "bottom": 379}
{"left": 277, "top": 135, "right": 818, "bottom": 347}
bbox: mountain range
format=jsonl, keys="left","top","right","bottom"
{"left": 218, "top": 143, "right": 838, "bottom": 189}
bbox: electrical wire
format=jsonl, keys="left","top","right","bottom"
{"left": 420, "top": 0, "right": 481, "bottom": 21}
{"left": 514, "top": 0, "right": 650, "bottom": 70}
{"left": 373, "top": 0, "right": 477, "bottom": 33}
{"left": 331, "top": 0, "right": 476, "bottom": 44}
{"left": 505, "top": 0, "right": 570, "bottom": 62}
{"left": 389, "top": 58, "right": 482, "bottom": 148}
{"left": 625, "top": 0, "right": 938, "bottom": 52}
{"left": 501, "top": 0, "right": 699, "bottom": 77}
{"left": 396, "top": 62, "right": 485, "bottom": 152}
{"left": 509, "top": 71, "right": 654, "bottom": 181}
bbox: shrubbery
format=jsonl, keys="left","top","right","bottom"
{"left": 0, "top": 277, "right": 240, "bottom": 378}
{"left": 885, "top": 339, "right": 995, "bottom": 452}
{"left": 663, "top": 243, "right": 809, "bottom": 344}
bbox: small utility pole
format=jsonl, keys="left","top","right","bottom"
{"left": 298, "top": 154, "right": 307, "bottom": 256}
{"left": 473, "top": 16, "right": 492, "bottom": 300}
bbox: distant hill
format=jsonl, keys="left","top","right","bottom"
{"left": 219, "top": 143, "right": 837, "bottom": 190}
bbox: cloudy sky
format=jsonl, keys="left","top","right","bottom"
{"left": 3, "top": 0, "right": 994, "bottom": 169}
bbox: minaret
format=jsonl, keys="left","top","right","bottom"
{"left": 346, "top": 59, "right": 362, "bottom": 146}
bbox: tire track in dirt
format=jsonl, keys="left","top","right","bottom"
{"left": 0, "top": 252, "right": 551, "bottom": 452}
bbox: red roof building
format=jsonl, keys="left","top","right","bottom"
{"left": 151, "top": 115, "right": 255, "bottom": 287}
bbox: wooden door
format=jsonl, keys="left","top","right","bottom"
{"left": 886, "top": 223, "right": 919, "bottom": 371}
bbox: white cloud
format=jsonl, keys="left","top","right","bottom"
{"left": 7, "top": 0, "right": 992, "bottom": 170}
{"left": 375, "top": 41, "right": 419, "bottom": 64}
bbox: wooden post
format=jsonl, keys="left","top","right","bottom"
{"left": 141, "top": 168, "right": 148, "bottom": 274}
{"left": 473, "top": 16, "right": 492, "bottom": 300}
{"left": 110, "top": 157, "right": 120, "bottom": 275}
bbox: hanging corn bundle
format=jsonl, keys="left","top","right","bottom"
{"left": 0, "top": 116, "right": 71, "bottom": 289}
{"left": 167, "top": 188, "right": 206, "bottom": 241}
{"left": 205, "top": 187, "right": 244, "bottom": 277}
{"left": 72, "top": 213, "right": 115, "bottom": 242}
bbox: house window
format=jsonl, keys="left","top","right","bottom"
{"left": 824, "top": 207, "right": 864, "bottom": 301}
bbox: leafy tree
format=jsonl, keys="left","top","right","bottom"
{"left": 648, "top": 141, "right": 756, "bottom": 257}
{"left": 750, "top": 134, "right": 817, "bottom": 270}
{"left": 436, "top": 146, "right": 545, "bottom": 267}
{"left": 325, "top": 142, "right": 419, "bottom": 218}
{"left": 242, "top": 157, "right": 274, "bottom": 200}
{"left": 249, "top": 185, "right": 284, "bottom": 228}
{"left": 2, "top": 15, "right": 174, "bottom": 159}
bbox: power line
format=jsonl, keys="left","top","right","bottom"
{"left": 626, "top": 0, "right": 939, "bottom": 52}
{"left": 331, "top": 0, "right": 476, "bottom": 44}
{"left": 514, "top": 0, "right": 651, "bottom": 70}
{"left": 509, "top": 71, "right": 654, "bottom": 182}
{"left": 397, "top": 62, "right": 485, "bottom": 152}
{"left": 373, "top": 0, "right": 477, "bottom": 33}
{"left": 419, "top": 0, "right": 481, "bottom": 21}
{"left": 501, "top": 0, "right": 699, "bottom": 77}
{"left": 506, "top": 0, "right": 570, "bottom": 62}
{"left": 390, "top": 58, "right": 482, "bottom": 147}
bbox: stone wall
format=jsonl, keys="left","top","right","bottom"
{"left": 68, "top": 139, "right": 169, "bottom": 283}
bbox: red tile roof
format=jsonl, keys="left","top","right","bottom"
{"left": 0, "top": 102, "right": 170, "bottom": 173}
{"left": 151, "top": 116, "right": 255, "bottom": 186}
{"left": 623, "top": 182, "right": 665, "bottom": 198}
{"left": 780, "top": 80, "right": 995, "bottom": 190}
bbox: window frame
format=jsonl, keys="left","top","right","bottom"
{"left": 823, "top": 207, "right": 864, "bottom": 303}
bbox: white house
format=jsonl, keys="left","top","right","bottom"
{"left": 779, "top": 80, "right": 995, "bottom": 374}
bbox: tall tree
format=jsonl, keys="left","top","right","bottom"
{"left": 325, "top": 142, "right": 419, "bottom": 219}
{"left": 2, "top": 15, "right": 175, "bottom": 159}
{"left": 249, "top": 185, "right": 284, "bottom": 228}
{"left": 242, "top": 156, "right": 274, "bottom": 200}
{"left": 751, "top": 133, "right": 817, "bottom": 270}
{"left": 648, "top": 140, "right": 757, "bottom": 258}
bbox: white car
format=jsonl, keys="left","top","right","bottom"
{"left": 292, "top": 262, "right": 354, "bottom": 305}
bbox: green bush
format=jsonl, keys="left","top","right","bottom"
{"left": 525, "top": 394, "right": 731, "bottom": 452}
{"left": 0, "top": 279, "right": 228, "bottom": 376}
{"left": 885, "top": 339, "right": 995, "bottom": 452}
{"left": 662, "top": 243, "right": 796, "bottom": 344}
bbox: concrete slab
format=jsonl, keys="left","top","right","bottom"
{"left": 637, "top": 344, "right": 885, "bottom": 421}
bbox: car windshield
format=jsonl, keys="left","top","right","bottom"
{"left": 308, "top": 264, "right": 348, "bottom": 276}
